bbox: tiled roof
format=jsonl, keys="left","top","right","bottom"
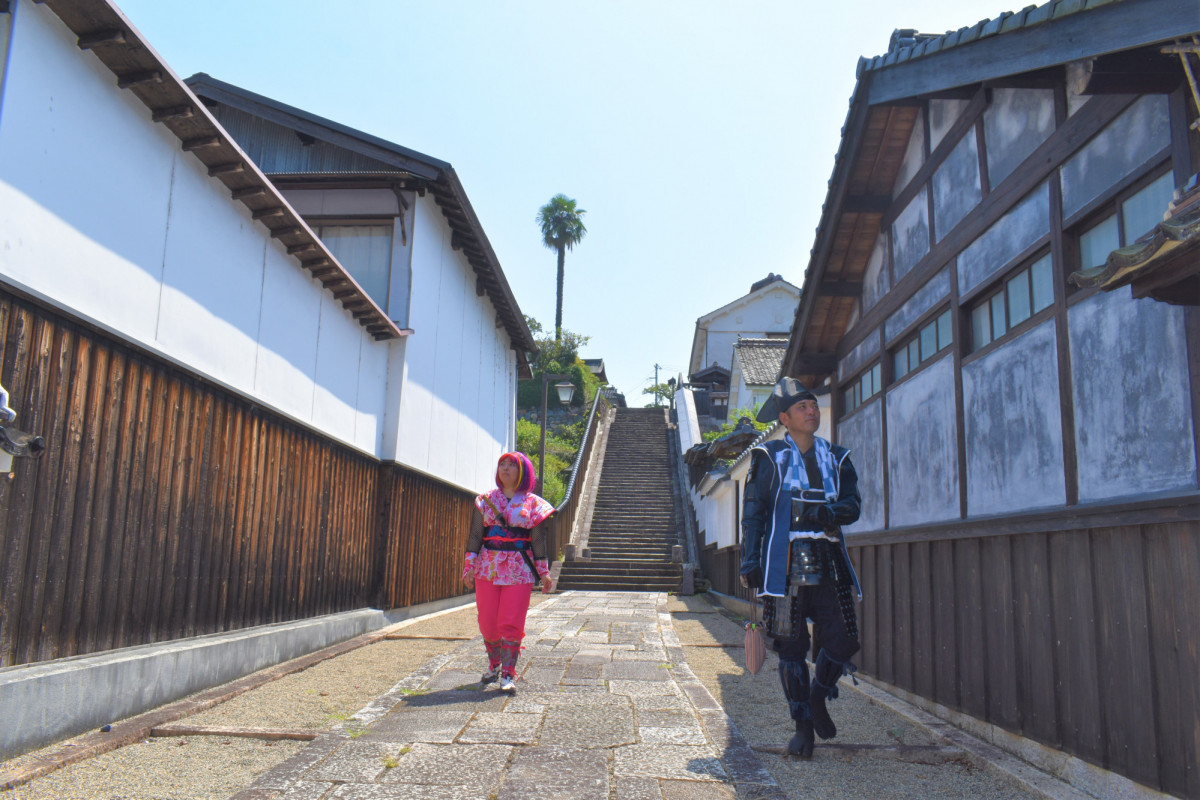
{"left": 857, "top": 0, "right": 1122, "bottom": 75}
{"left": 734, "top": 339, "right": 787, "bottom": 386}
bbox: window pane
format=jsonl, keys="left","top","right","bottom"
{"left": 321, "top": 224, "right": 393, "bottom": 307}
{"left": 990, "top": 293, "right": 1006, "bottom": 340}
{"left": 937, "top": 310, "right": 953, "bottom": 350}
{"left": 1079, "top": 214, "right": 1119, "bottom": 270}
{"left": 894, "top": 349, "right": 908, "bottom": 379}
{"left": 971, "top": 303, "right": 991, "bottom": 351}
{"left": 1007, "top": 270, "right": 1032, "bottom": 327}
{"left": 861, "top": 373, "right": 872, "bottom": 401}
{"left": 908, "top": 339, "right": 921, "bottom": 370}
{"left": 920, "top": 321, "right": 938, "bottom": 361}
{"left": 871, "top": 363, "right": 882, "bottom": 396}
{"left": 844, "top": 388, "right": 856, "bottom": 412}
{"left": 1030, "top": 254, "right": 1054, "bottom": 312}
{"left": 1122, "top": 172, "right": 1174, "bottom": 244}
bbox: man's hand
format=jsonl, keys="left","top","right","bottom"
{"left": 740, "top": 567, "right": 763, "bottom": 590}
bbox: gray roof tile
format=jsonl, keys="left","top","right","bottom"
{"left": 734, "top": 339, "right": 788, "bottom": 386}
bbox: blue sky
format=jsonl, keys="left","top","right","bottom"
{"left": 118, "top": 0, "right": 1013, "bottom": 404}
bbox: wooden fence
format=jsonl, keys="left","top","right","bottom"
{"left": 855, "top": 519, "right": 1200, "bottom": 799}
{"left": 0, "top": 288, "right": 479, "bottom": 668}
{"left": 699, "top": 515, "right": 1199, "bottom": 797}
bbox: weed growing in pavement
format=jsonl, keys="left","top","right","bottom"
{"left": 382, "top": 755, "right": 400, "bottom": 769}
{"left": 398, "top": 688, "right": 427, "bottom": 696}
{"left": 345, "top": 724, "right": 366, "bottom": 739}
{"left": 398, "top": 745, "right": 411, "bottom": 755}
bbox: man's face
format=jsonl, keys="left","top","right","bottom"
{"left": 779, "top": 398, "right": 820, "bottom": 436}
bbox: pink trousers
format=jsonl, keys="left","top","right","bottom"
{"left": 475, "top": 579, "right": 532, "bottom": 642}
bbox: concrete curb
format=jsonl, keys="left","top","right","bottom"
{"left": 859, "top": 676, "right": 1179, "bottom": 800}
{"left": 0, "top": 595, "right": 474, "bottom": 764}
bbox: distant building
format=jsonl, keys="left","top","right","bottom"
{"left": 687, "top": 274, "right": 799, "bottom": 427}
{"left": 688, "top": 273, "right": 798, "bottom": 376}
{"left": 582, "top": 358, "right": 608, "bottom": 385}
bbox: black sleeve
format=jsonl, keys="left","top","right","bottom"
{"left": 530, "top": 515, "right": 553, "bottom": 561}
{"left": 739, "top": 450, "right": 774, "bottom": 575}
{"left": 465, "top": 509, "right": 485, "bottom": 554}
{"left": 828, "top": 456, "right": 861, "bottom": 527}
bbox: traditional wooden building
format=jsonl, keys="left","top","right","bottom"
{"left": 781, "top": 0, "right": 1199, "bottom": 796}
{"left": 0, "top": 0, "right": 534, "bottom": 678}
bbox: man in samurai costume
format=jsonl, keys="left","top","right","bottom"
{"left": 740, "top": 377, "right": 862, "bottom": 758}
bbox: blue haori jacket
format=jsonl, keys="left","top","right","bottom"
{"left": 739, "top": 436, "right": 862, "bottom": 598}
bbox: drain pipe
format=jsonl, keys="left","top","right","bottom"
{"left": 0, "top": 380, "right": 46, "bottom": 475}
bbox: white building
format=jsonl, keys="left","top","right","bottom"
{"left": 688, "top": 273, "right": 799, "bottom": 377}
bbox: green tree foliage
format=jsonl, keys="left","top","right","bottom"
{"left": 515, "top": 418, "right": 574, "bottom": 505}
{"left": 535, "top": 194, "right": 587, "bottom": 341}
{"left": 702, "top": 407, "right": 773, "bottom": 442}
{"left": 518, "top": 317, "right": 599, "bottom": 410}
{"left": 642, "top": 382, "right": 674, "bottom": 408}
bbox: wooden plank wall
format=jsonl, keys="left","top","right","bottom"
{"left": 0, "top": 289, "right": 477, "bottom": 669}
{"left": 852, "top": 524, "right": 1200, "bottom": 799}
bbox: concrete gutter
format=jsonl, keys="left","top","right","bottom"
{"left": 0, "top": 594, "right": 473, "bottom": 761}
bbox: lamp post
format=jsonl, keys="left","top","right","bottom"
{"left": 538, "top": 373, "right": 576, "bottom": 494}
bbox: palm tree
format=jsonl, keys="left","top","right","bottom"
{"left": 536, "top": 194, "right": 587, "bottom": 341}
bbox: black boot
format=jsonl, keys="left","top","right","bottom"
{"left": 788, "top": 718, "right": 815, "bottom": 759}
{"left": 778, "top": 659, "right": 814, "bottom": 758}
{"left": 811, "top": 648, "right": 853, "bottom": 740}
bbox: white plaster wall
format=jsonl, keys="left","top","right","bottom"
{"left": 692, "top": 285, "right": 798, "bottom": 372}
{"left": 1068, "top": 287, "right": 1197, "bottom": 502}
{"left": 886, "top": 355, "right": 960, "bottom": 527}
{"left": 393, "top": 195, "right": 515, "bottom": 492}
{"left": 0, "top": 0, "right": 388, "bottom": 455}
{"left": 963, "top": 320, "right": 1066, "bottom": 517}
{"left": 837, "top": 399, "right": 884, "bottom": 533}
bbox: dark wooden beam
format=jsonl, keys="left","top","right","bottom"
{"left": 301, "top": 258, "right": 331, "bottom": 271}
{"left": 450, "top": 230, "right": 466, "bottom": 251}
{"left": 207, "top": 163, "right": 243, "bottom": 177}
{"left": 251, "top": 207, "right": 285, "bottom": 221}
{"left": 286, "top": 242, "right": 316, "bottom": 255}
{"left": 476, "top": 277, "right": 487, "bottom": 297}
{"left": 1073, "top": 49, "right": 1182, "bottom": 95}
{"left": 789, "top": 354, "right": 837, "bottom": 374}
{"left": 151, "top": 105, "right": 193, "bottom": 123}
{"left": 268, "top": 227, "right": 301, "bottom": 239}
{"left": 181, "top": 136, "right": 221, "bottom": 152}
{"left": 76, "top": 30, "right": 125, "bottom": 50}
{"left": 116, "top": 71, "right": 161, "bottom": 89}
{"left": 232, "top": 186, "right": 266, "bottom": 200}
{"left": 843, "top": 195, "right": 892, "bottom": 214}
{"left": 819, "top": 281, "right": 863, "bottom": 297}
{"left": 867, "top": 0, "right": 1196, "bottom": 105}
{"left": 309, "top": 267, "right": 339, "bottom": 279}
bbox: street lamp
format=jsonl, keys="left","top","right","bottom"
{"left": 538, "top": 373, "right": 576, "bottom": 494}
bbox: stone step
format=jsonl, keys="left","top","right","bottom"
{"left": 558, "top": 563, "right": 682, "bottom": 577}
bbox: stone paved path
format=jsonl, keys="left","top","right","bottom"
{"left": 231, "top": 591, "right": 779, "bottom": 800}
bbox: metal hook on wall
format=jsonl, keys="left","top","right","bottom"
{"left": 0, "top": 379, "right": 46, "bottom": 474}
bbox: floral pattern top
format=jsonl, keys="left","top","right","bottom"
{"left": 462, "top": 488, "right": 555, "bottom": 585}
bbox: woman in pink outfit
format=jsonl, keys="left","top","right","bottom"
{"left": 462, "top": 451, "right": 555, "bottom": 692}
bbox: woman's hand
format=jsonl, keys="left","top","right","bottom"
{"left": 540, "top": 577, "right": 554, "bottom": 594}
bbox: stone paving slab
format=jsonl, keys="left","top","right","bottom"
{"left": 228, "top": 592, "right": 787, "bottom": 799}
{"left": 458, "top": 711, "right": 542, "bottom": 744}
{"left": 499, "top": 746, "right": 609, "bottom": 800}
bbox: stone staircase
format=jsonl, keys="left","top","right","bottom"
{"left": 557, "top": 407, "right": 683, "bottom": 592}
